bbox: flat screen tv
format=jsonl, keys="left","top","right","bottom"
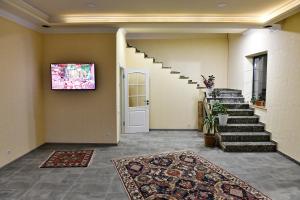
{"left": 51, "top": 63, "right": 95, "bottom": 90}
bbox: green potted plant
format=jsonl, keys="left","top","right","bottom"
{"left": 203, "top": 114, "right": 217, "bottom": 147}
{"left": 250, "top": 96, "right": 256, "bottom": 105}
{"left": 212, "top": 102, "right": 229, "bottom": 126}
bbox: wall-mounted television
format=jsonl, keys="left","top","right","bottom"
{"left": 51, "top": 63, "right": 95, "bottom": 90}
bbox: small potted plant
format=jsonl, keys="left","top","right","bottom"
{"left": 201, "top": 75, "right": 215, "bottom": 97}
{"left": 255, "top": 94, "right": 265, "bottom": 107}
{"left": 212, "top": 102, "right": 229, "bottom": 126}
{"left": 210, "top": 89, "right": 220, "bottom": 106}
{"left": 203, "top": 114, "right": 217, "bottom": 147}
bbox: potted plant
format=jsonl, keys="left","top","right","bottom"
{"left": 210, "top": 89, "right": 220, "bottom": 106}
{"left": 212, "top": 102, "right": 229, "bottom": 126}
{"left": 250, "top": 96, "right": 256, "bottom": 105}
{"left": 201, "top": 75, "right": 215, "bottom": 97}
{"left": 255, "top": 94, "right": 265, "bottom": 106}
{"left": 203, "top": 114, "right": 217, "bottom": 147}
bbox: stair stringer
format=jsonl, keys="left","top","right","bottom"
{"left": 125, "top": 47, "right": 199, "bottom": 129}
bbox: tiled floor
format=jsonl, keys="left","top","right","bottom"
{"left": 0, "top": 131, "right": 299, "bottom": 200}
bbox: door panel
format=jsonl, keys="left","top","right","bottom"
{"left": 125, "top": 69, "right": 149, "bottom": 133}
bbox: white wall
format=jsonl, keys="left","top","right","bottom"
{"left": 116, "top": 28, "right": 127, "bottom": 141}
{"left": 126, "top": 48, "right": 199, "bottom": 129}
{"left": 128, "top": 36, "right": 228, "bottom": 88}
{"left": 228, "top": 15, "right": 300, "bottom": 161}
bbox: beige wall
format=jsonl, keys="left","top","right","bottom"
{"left": 0, "top": 17, "right": 44, "bottom": 167}
{"left": 128, "top": 36, "right": 228, "bottom": 87}
{"left": 43, "top": 33, "right": 117, "bottom": 144}
{"left": 126, "top": 48, "right": 199, "bottom": 129}
{"left": 228, "top": 13, "right": 300, "bottom": 161}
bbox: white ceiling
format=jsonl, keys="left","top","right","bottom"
{"left": 1, "top": 0, "right": 300, "bottom": 34}
{"left": 23, "top": 0, "right": 287, "bottom": 16}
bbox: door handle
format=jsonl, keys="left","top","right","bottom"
{"left": 145, "top": 100, "right": 150, "bottom": 105}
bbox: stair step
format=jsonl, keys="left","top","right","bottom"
{"left": 217, "top": 116, "right": 259, "bottom": 124}
{"left": 218, "top": 124, "right": 265, "bottom": 132}
{"left": 162, "top": 66, "right": 171, "bottom": 69}
{"left": 220, "top": 141, "right": 277, "bottom": 152}
{"left": 170, "top": 71, "right": 180, "bottom": 74}
{"left": 227, "top": 109, "right": 254, "bottom": 116}
{"left": 207, "top": 97, "right": 245, "bottom": 103}
{"left": 216, "top": 103, "right": 249, "bottom": 109}
{"left": 179, "top": 75, "right": 189, "bottom": 79}
{"left": 216, "top": 88, "right": 242, "bottom": 93}
{"left": 218, "top": 132, "right": 270, "bottom": 142}
{"left": 219, "top": 93, "right": 243, "bottom": 97}
{"left": 188, "top": 80, "right": 197, "bottom": 84}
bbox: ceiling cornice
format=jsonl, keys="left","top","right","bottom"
{"left": 0, "top": 7, "right": 41, "bottom": 31}
{"left": 1, "top": 0, "right": 300, "bottom": 32}
{"left": 2, "top": 0, "right": 49, "bottom": 24}
{"left": 261, "top": 0, "right": 300, "bottom": 23}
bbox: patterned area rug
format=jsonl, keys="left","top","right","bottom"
{"left": 112, "top": 151, "right": 271, "bottom": 200}
{"left": 40, "top": 150, "right": 94, "bottom": 168}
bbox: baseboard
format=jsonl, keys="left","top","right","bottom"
{"left": 149, "top": 129, "right": 199, "bottom": 131}
{"left": 277, "top": 151, "right": 300, "bottom": 166}
{"left": 44, "top": 142, "right": 118, "bottom": 146}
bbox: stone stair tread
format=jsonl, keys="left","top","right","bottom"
{"left": 222, "top": 141, "right": 276, "bottom": 146}
{"left": 219, "top": 124, "right": 264, "bottom": 127}
{"left": 227, "top": 109, "right": 253, "bottom": 111}
{"left": 216, "top": 88, "right": 241, "bottom": 92}
{"left": 207, "top": 97, "right": 244, "bottom": 100}
{"left": 216, "top": 116, "right": 258, "bottom": 119}
{"left": 220, "top": 103, "right": 249, "bottom": 105}
{"left": 219, "top": 132, "right": 269, "bottom": 136}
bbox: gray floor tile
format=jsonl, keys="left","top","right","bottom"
{"left": 0, "top": 131, "right": 299, "bottom": 200}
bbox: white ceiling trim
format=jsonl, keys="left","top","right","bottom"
{"left": 2, "top": 0, "right": 49, "bottom": 24}
{"left": 261, "top": 0, "right": 300, "bottom": 23}
{"left": 0, "top": 7, "right": 41, "bottom": 31}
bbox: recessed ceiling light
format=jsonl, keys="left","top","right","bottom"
{"left": 217, "top": 2, "right": 227, "bottom": 8}
{"left": 87, "top": 3, "right": 96, "bottom": 8}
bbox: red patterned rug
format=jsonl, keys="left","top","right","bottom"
{"left": 112, "top": 151, "right": 271, "bottom": 200}
{"left": 40, "top": 150, "right": 94, "bottom": 168}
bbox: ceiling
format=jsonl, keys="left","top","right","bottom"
{"left": 1, "top": 0, "right": 300, "bottom": 33}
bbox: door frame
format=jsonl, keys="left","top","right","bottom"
{"left": 124, "top": 68, "right": 150, "bottom": 133}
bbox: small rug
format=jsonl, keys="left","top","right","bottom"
{"left": 40, "top": 150, "right": 94, "bottom": 168}
{"left": 112, "top": 151, "right": 271, "bottom": 200}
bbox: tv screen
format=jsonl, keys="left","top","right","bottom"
{"left": 51, "top": 63, "right": 95, "bottom": 90}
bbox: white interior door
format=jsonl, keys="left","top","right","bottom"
{"left": 124, "top": 68, "right": 149, "bottom": 133}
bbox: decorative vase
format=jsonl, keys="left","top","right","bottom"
{"left": 218, "top": 114, "right": 229, "bottom": 126}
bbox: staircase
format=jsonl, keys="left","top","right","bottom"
{"left": 207, "top": 89, "right": 277, "bottom": 152}
{"left": 127, "top": 43, "right": 203, "bottom": 90}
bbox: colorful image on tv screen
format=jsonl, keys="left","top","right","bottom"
{"left": 51, "top": 63, "right": 95, "bottom": 90}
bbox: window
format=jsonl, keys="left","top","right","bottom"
{"left": 252, "top": 54, "right": 267, "bottom": 106}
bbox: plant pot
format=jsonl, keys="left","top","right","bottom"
{"left": 204, "top": 134, "right": 216, "bottom": 147}
{"left": 218, "top": 114, "right": 228, "bottom": 126}
{"left": 255, "top": 100, "right": 265, "bottom": 107}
